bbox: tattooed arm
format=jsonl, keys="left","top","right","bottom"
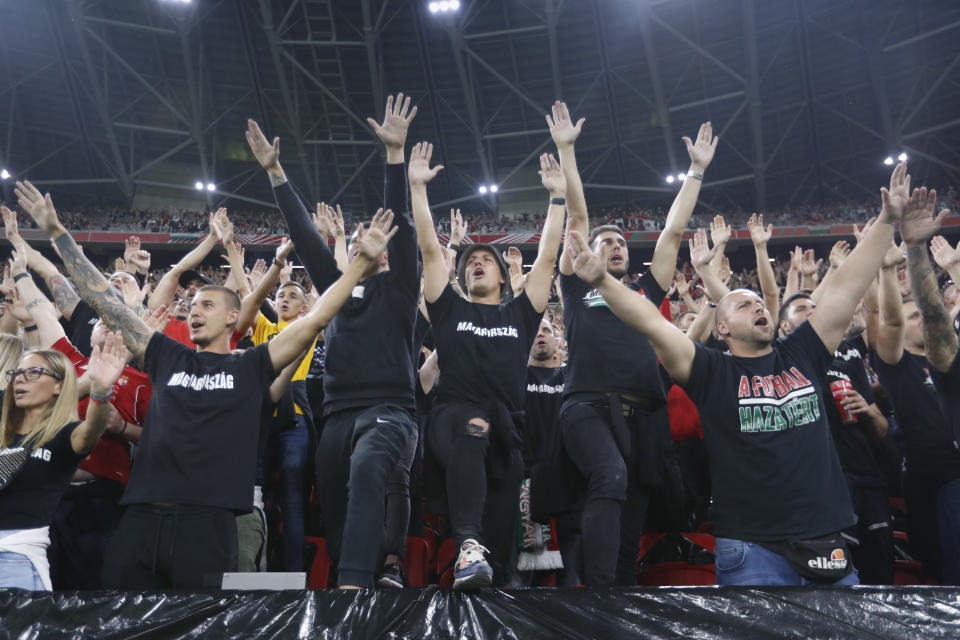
{"left": 907, "top": 244, "right": 957, "bottom": 372}
{"left": 14, "top": 181, "right": 155, "bottom": 359}
{"left": 10, "top": 247, "right": 67, "bottom": 348}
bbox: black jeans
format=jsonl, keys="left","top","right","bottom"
{"left": 560, "top": 400, "right": 656, "bottom": 586}
{"left": 101, "top": 504, "right": 238, "bottom": 589}
{"left": 427, "top": 402, "right": 524, "bottom": 585}
{"left": 316, "top": 404, "right": 417, "bottom": 588}
{"left": 845, "top": 480, "right": 894, "bottom": 585}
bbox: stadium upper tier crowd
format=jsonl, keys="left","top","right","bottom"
{"left": 1, "top": 93, "right": 960, "bottom": 597}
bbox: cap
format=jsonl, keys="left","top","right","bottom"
{"left": 177, "top": 269, "right": 215, "bottom": 289}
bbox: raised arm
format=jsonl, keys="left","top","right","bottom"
{"left": 569, "top": 229, "right": 696, "bottom": 383}
{"left": 649, "top": 123, "right": 718, "bottom": 290}
{"left": 747, "top": 213, "right": 780, "bottom": 318}
{"left": 268, "top": 209, "right": 397, "bottom": 372}
{"left": 214, "top": 209, "right": 249, "bottom": 299}
{"left": 14, "top": 181, "right": 155, "bottom": 359}
{"left": 70, "top": 331, "right": 127, "bottom": 456}
{"left": 547, "top": 102, "right": 587, "bottom": 277}
{"left": 686, "top": 305, "right": 716, "bottom": 344}
{"left": 930, "top": 235, "right": 960, "bottom": 290}
{"left": 808, "top": 163, "right": 905, "bottom": 354}
{"left": 799, "top": 249, "right": 822, "bottom": 291}
{"left": 9, "top": 246, "right": 66, "bottom": 348}
{"left": 689, "top": 229, "right": 730, "bottom": 303}
{"left": 407, "top": 142, "right": 448, "bottom": 303}
{"left": 875, "top": 240, "right": 907, "bottom": 365}
{"left": 708, "top": 215, "right": 731, "bottom": 274}
{"left": 900, "top": 188, "right": 956, "bottom": 372}
{"left": 525, "top": 154, "right": 567, "bottom": 312}
{"left": 674, "top": 272, "right": 702, "bottom": 313}
{"left": 246, "top": 119, "right": 340, "bottom": 290}
{"left": 314, "top": 203, "right": 349, "bottom": 272}
{"left": 149, "top": 213, "right": 218, "bottom": 311}
{"left": 784, "top": 247, "right": 802, "bottom": 300}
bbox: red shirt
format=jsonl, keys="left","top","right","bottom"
{"left": 658, "top": 288, "right": 703, "bottom": 440}
{"left": 52, "top": 337, "right": 152, "bottom": 484}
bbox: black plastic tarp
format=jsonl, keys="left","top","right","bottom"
{"left": 2, "top": 587, "right": 959, "bottom": 639}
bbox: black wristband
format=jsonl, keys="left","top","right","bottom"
{"left": 13, "top": 272, "right": 32, "bottom": 282}
{"left": 447, "top": 242, "right": 461, "bottom": 252}
{"left": 24, "top": 324, "right": 38, "bottom": 332}
{"left": 549, "top": 197, "right": 566, "bottom": 206}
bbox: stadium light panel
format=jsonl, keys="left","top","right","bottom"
{"left": 429, "top": 0, "right": 460, "bottom": 14}
{"left": 478, "top": 185, "right": 488, "bottom": 194}
{"left": 665, "top": 175, "right": 674, "bottom": 184}
{"left": 898, "top": 152, "right": 907, "bottom": 162}
{"left": 206, "top": 183, "right": 216, "bottom": 192}
{"left": 677, "top": 173, "right": 686, "bottom": 182}
{"left": 194, "top": 181, "right": 204, "bottom": 190}
{"left": 0, "top": 169, "right": 9, "bottom": 180}
{"left": 489, "top": 185, "right": 498, "bottom": 193}
{"left": 883, "top": 157, "right": 894, "bottom": 166}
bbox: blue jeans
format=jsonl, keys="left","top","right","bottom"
{"left": 0, "top": 551, "right": 45, "bottom": 590}
{"left": 938, "top": 478, "right": 960, "bottom": 585}
{"left": 277, "top": 415, "right": 310, "bottom": 572}
{"left": 715, "top": 537, "right": 860, "bottom": 586}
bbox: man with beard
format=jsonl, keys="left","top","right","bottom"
{"left": 562, "top": 162, "right": 912, "bottom": 586}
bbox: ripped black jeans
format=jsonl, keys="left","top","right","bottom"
{"left": 427, "top": 402, "right": 523, "bottom": 580}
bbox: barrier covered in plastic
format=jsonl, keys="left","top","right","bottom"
{"left": 2, "top": 587, "right": 959, "bottom": 639}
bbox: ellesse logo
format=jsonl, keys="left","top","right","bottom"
{"left": 808, "top": 548, "right": 848, "bottom": 570}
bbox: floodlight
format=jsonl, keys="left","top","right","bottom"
{"left": 0, "top": 169, "right": 9, "bottom": 180}
{"left": 665, "top": 175, "right": 674, "bottom": 184}
{"left": 478, "top": 185, "right": 488, "bottom": 194}
{"left": 428, "top": 2, "right": 439, "bottom": 12}
{"left": 206, "top": 183, "right": 216, "bottom": 192}
{"left": 677, "top": 173, "right": 686, "bottom": 182}
{"left": 194, "top": 181, "right": 204, "bottom": 190}
{"left": 898, "top": 152, "right": 907, "bottom": 162}
{"left": 450, "top": 0, "right": 461, "bottom": 8}
{"left": 883, "top": 157, "right": 894, "bottom": 166}
{"left": 489, "top": 185, "right": 498, "bottom": 193}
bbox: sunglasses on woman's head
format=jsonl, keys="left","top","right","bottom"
{"left": 5, "top": 367, "right": 63, "bottom": 383}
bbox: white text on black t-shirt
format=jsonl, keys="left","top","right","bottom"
{"left": 166, "top": 371, "right": 235, "bottom": 391}
{"left": 735, "top": 367, "right": 822, "bottom": 433}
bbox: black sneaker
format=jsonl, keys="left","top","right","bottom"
{"left": 376, "top": 562, "right": 405, "bottom": 589}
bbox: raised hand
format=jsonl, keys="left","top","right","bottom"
{"left": 87, "top": 331, "right": 128, "bottom": 395}
{"left": 357, "top": 208, "right": 398, "bottom": 260}
{"left": 880, "top": 161, "right": 910, "bottom": 223}
{"left": 14, "top": 180, "right": 62, "bottom": 234}
{"left": 9, "top": 248, "right": 27, "bottom": 276}
{"left": 249, "top": 259, "right": 267, "bottom": 288}
{"left": 718, "top": 256, "right": 732, "bottom": 286}
{"left": 673, "top": 272, "right": 691, "bottom": 297}
{"left": 545, "top": 101, "right": 585, "bottom": 149}
{"left": 852, "top": 217, "right": 877, "bottom": 245}
{"left": 688, "top": 228, "right": 717, "bottom": 269}
{"left": 502, "top": 246, "right": 523, "bottom": 273}
{"left": 313, "top": 203, "right": 334, "bottom": 239}
{"left": 142, "top": 304, "right": 171, "bottom": 333}
{"left": 213, "top": 208, "right": 234, "bottom": 246}
{"left": 449, "top": 209, "right": 467, "bottom": 246}
{"left": 747, "top": 213, "right": 772, "bottom": 245}
{"left": 881, "top": 240, "right": 905, "bottom": 269}
{"left": 900, "top": 186, "right": 949, "bottom": 247}
{"left": 329, "top": 203, "right": 345, "bottom": 238}
{"left": 125, "top": 236, "right": 151, "bottom": 274}
{"left": 800, "top": 249, "right": 822, "bottom": 276}
{"left": 930, "top": 235, "right": 960, "bottom": 269}
{"left": 275, "top": 237, "right": 294, "bottom": 264}
{"left": 366, "top": 93, "right": 417, "bottom": 151}
{"left": 440, "top": 246, "right": 458, "bottom": 282}
{"left": 245, "top": 119, "right": 280, "bottom": 171}
{"left": 682, "top": 122, "right": 719, "bottom": 171}
{"left": 114, "top": 257, "right": 126, "bottom": 274}
{"left": 567, "top": 229, "right": 606, "bottom": 286}
{"left": 2, "top": 206, "right": 25, "bottom": 247}
{"left": 710, "top": 214, "right": 731, "bottom": 246}
{"left": 539, "top": 153, "right": 566, "bottom": 196}
{"left": 408, "top": 142, "right": 444, "bottom": 186}
{"left": 829, "top": 240, "right": 851, "bottom": 269}
{"left": 7, "top": 287, "right": 33, "bottom": 324}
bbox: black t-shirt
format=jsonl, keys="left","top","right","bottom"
{"left": 931, "top": 350, "right": 960, "bottom": 446}
{"left": 426, "top": 285, "right": 544, "bottom": 412}
{"left": 681, "top": 321, "right": 855, "bottom": 541}
{"left": 560, "top": 270, "right": 667, "bottom": 400}
{"left": 123, "top": 333, "right": 275, "bottom": 511}
{"left": 873, "top": 349, "right": 960, "bottom": 485}
{"left": 0, "top": 422, "right": 84, "bottom": 529}
{"left": 522, "top": 365, "right": 565, "bottom": 468}
{"left": 61, "top": 299, "right": 99, "bottom": 357}
{"left": 824, "top": 336, "right": 883, "bottom": 481}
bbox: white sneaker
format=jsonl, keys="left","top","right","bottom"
{"left": 452, "top": 539, "right": 493, "bottom": 590}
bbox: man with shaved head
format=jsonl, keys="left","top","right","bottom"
{"left": 565, "top": 162, "right": 914, "bottom": 586}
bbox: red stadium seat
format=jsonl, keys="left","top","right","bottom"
{"left": 638, "top": 562, "right": 716, "bottom": 586}
{"left": 304, "top": 537, "right": 330, "bottom": 589}
{"left": 404, "top": 537, "right": 430, "bottom": 587}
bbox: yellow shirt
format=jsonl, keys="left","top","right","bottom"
{"left": 252, "top": 313, "right": 316, "bottom": 414}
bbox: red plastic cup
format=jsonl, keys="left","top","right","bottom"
{"left": 830, "top": 379, "right": 857, "bottom": 423}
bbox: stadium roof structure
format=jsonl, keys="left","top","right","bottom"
{"left": 1, "top": 0, "right": 959, "bottom": 220}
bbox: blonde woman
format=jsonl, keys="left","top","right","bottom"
{"left": 0, "top": 333, "right": 127, "bottom": 590}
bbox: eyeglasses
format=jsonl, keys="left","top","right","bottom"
{"left": 5, "top": 367, "right": 64, "bottom": 383}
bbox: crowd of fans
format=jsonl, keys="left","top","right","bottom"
{"left": 1, "top": 93, "right": 959, "bottom": 597}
